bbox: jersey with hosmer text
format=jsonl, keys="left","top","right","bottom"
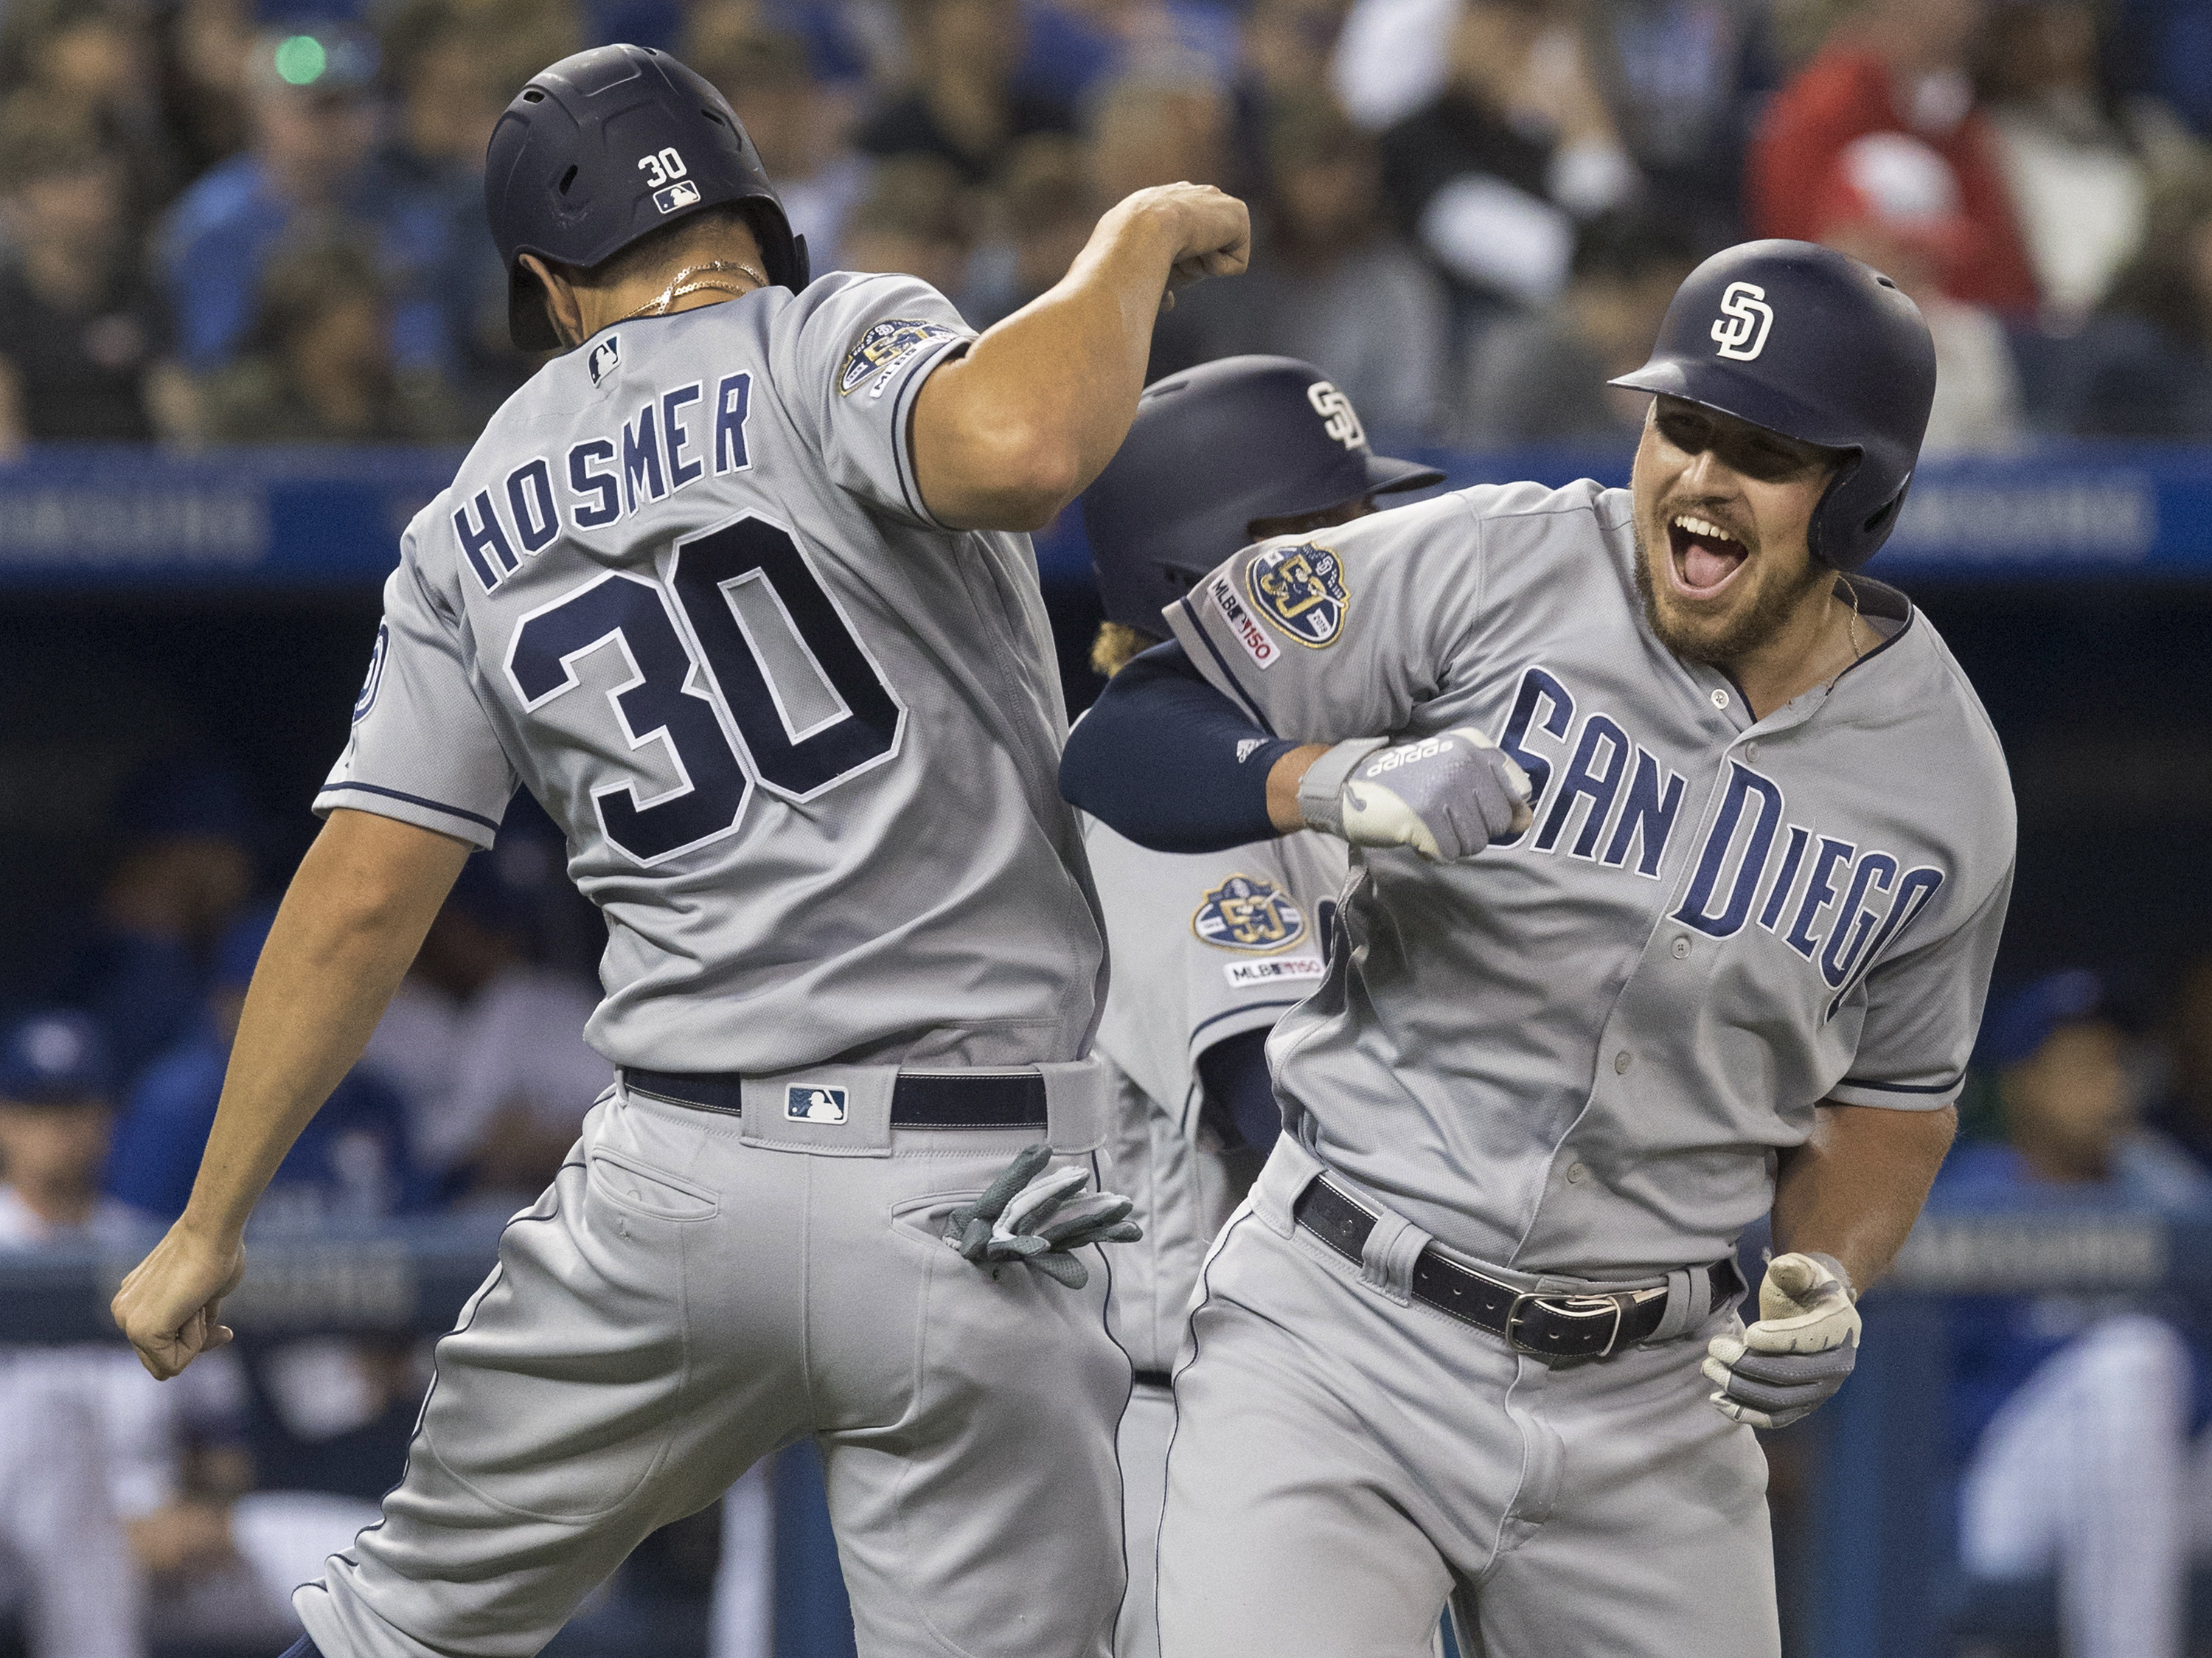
{"left": 1082, "top": 816, "right": 1348, "bottom": 1371}
{"left": 320, "top": 274, "right": 1105, "bottom": 1075}
{"left": 1166, "top": 480, "right": 2016, "bottom": 1279}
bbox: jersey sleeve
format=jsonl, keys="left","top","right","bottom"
{"left": 773, "top": 271, "right": 975, "bottom": 530}
{"left": 1162, "top": 489, "right": 1486, "bottom": 741}
{"left": 314, "top": 513, "right": 518, "bottom": 848}
{"left": 1828, "top": 862, "right": 2014, "bottom": 1110}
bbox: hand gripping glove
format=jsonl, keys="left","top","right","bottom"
{"left": 1703, "top": 1251, "right": 1861, "bottom": 1430}
{"left": 941, "top": 1144, "right": 1141, "bottom": 1290}
{"left": 1298, "top": 729, "right": 1534, "bottom": 862}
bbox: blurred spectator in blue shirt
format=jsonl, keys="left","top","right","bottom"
{"left": 2048, "top": 162, "right": 2212, "bottom": 437}
{"left": 858, "top": 0, "right": 1077, "bottom": 187}
{"left": 196, "top": 228, "right": 474, "bottom": 445}
{"left": 58, "top": 760, "right": 257, "bottom": 1093}
{"left": 376, "top": 0, "right": 584, "bottom": 419}
{"left": 107, "top": 903, "right": 425, "bottom": 1227}
{"left": 155, "top": 24, "right": 457, "bottom": 380}
{"left": 693, "top": 28, "right": 869, "bottom": 278}
{"left": 1933, "top": 971, "right": 2212, "bottom": 1658}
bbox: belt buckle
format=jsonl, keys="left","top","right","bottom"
{"left": 1503, "top": 1291, "right": 1627, "bottom": 1359}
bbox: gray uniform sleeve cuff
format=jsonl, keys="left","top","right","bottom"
{"left": 1297, "top": 738, "right": 1388, "bottom": 837}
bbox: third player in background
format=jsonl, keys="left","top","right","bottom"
{"left": 1070, "top": 356, "right": 1441, "bottom": 1658}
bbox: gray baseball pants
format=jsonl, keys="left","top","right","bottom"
{"left": 296, "top": 1069, "right": 1131, "bottom": 1658}
{"left": 1155, "top": 1138, "right": 1778, "bottom": 1658}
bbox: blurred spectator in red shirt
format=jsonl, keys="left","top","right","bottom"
{"left": 1814, "top": 132, "right": 2023, "bottom": 451}
{"left": 1748, "top": 0, "right": 2039, "bottom": 312}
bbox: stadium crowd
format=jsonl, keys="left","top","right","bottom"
{"left": 3, "top": 0, "right": 2212, "bottom": 1654}
{"left": 0, "top": 0, "right": 2204, "bottom": 454}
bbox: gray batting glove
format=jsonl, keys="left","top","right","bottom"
{"left": 1703, "top": 1251, "right": 1862, "bottom": 1429}
{"left": 1298, "top": 729, "right": 1534, "bottom": 861}
{"left": 942, "top": 1144, "right": 1141, "bottom": 1290}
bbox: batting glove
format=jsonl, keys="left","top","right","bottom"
{"left": 1703, "top": 1251, "right": 1861, "bottom": 1430}
{"left": 942, "top": 1144, "right": 1141, "bottom": 1290}
{"left": 1298, "top": 729, "right": 1534, "bottom": 862}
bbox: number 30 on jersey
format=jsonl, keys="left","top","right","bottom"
{"left": 505, "top": 513, "right": 905, "bottom": 865}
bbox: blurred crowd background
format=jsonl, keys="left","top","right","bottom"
{"left": 0, "top": 0, "right": 2209, "bottom": 454}
{"left": 1, "top": 0, "right": 2211, "bottom": 1654}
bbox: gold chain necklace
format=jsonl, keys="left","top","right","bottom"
{"left": 613, "top": 260, "right": 768, "bottom": 326}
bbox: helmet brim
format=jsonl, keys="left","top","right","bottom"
{"left": 1607, "top": 359, "right": 1863, "bottom": 456}
{"left": 1365, "top": 453, "right": 1447, "bottom": 496}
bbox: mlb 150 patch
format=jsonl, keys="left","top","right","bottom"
{"left": 1192, "top": 874, "right": 1307, "bottom": 953}
{"left": 1247, "top": 543, "right": 1348, "bottom": 647}
{"left": 840, "top": 319, "right": 956, "bottom": 397}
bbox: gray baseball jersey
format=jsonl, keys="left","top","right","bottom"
{"left": 1166, "top": 479, "right": 2015, "bottom": 1279}
{"left": 319, "top": 271, "right": 1105, "bottom": 1072}
{"left": 1080, "top": 816, "right": 1349, "bottom": 1373}
{"left": 292, "top": 277, "right": 1135, "bottom": 1658}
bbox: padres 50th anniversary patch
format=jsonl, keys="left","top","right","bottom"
{"left": 1247, "top": 543, "right": 1348, "bottom": 648}
{"left": 1192, "top": 874, "right": 1307, "bottom": 953}
{"left": 840, "top": 318, "right": 956, "bottom": 398}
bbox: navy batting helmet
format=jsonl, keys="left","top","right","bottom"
{"left": 485, "top": 44, "right": 810, "bottom": 352}
{"left": 1608, "top": 240, "right": 1935, "bottom": 572}
{"left": 1082, "top": 357, "right": 1444, "bottom": 634}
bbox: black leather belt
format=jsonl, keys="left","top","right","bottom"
{"left": 1293, "top": 1175, "right": 1736, "bottom": 1361}
{"left": 622, "top": 1067, "right": 1048, "bottom": 1128}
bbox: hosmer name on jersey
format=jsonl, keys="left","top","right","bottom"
{"left": 452, "top": 369, "right": 757, "bottom": 593}
{"left": 1498, "top": 664, "right": 1944, "bottom": 1013}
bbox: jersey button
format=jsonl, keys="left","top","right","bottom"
{"left": 1711, "top": 688, "right": 1731, "bottom": 710}
{"left": 1566, "top": 1162, "right": 1587, "bottom": 1184}
{"left": 1672, "top": 937, "right": 1691, "bottom": 959}
{"left": 1613, "top": 1050, "right": 1632, "bottom": 1075}
{"left": 1745, "top": 741, "right": 1759, "bottom": 762}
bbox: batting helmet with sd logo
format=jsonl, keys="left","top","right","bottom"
{"left": 485, "top": 44, "right": 810, "bottom": 352}
{"left": 1608, "top": 239, "right": 1936, "bottom": 572}
{"left": 1081, "top": 355, "right": 1444, "bottom": 634}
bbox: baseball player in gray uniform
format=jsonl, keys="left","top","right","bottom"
{"left": 108, "top": 44, "right": 1251, "bottom": 1658}
{"left": 1072, "top": 356, "right": 1442, "bottom": 1658}
{"left": 1062, "top": 240, "right": 2016, "bottom": 1657}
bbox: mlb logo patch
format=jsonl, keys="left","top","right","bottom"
{"left": 588, "top": 335, "right": 620, "bottom": 386}
{"left": 654, "top": 179, "right": 702, "bottom": 215}
{"left": 1246, "top": 543, "right": 1349, "bottom": 648}
{"left": 787, "top": 1086, "right": 849, "bottom": 1124}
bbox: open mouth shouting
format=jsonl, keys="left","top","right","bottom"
{"left": 1665, "top": 512, "right": 1750, "bottom": 601}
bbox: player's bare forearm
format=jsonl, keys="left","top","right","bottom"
{"left": 112, "top": 809, "right": 467, "bottom": 1379}
{"left": 1266, "top": 746, "right": 1327, "bottom": 832}
{"left": 912, "top": 183, "right": 1249, "bottom": 530}
{"left": 1770, "top": 1101, "right": 1955, "bottom": 1292}
{"left": 181, "top": 809, "right": 469, "bottom": 1239}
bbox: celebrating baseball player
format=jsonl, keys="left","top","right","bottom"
{"left": 1062, "top": 240, "right": 2016, "bottom": 1657}
{"left": 1074, "top": 355, "right": 1441, "bottom": 1658}
{"left": 108, "top": 43, "right": 1248, "bottom": 1658}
